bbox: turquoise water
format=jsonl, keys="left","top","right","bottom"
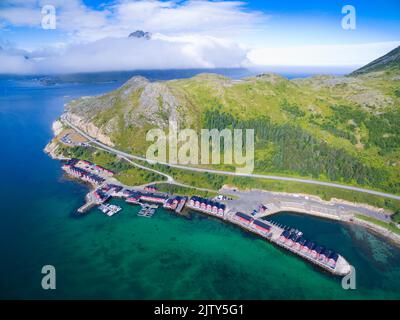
{"left": 0, "top": 72, "right": 399, "bottom": 299}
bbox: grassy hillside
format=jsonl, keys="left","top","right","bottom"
{"left": 351, "top": 45, "right": 400, "bottom": 75}
{"left": 65, "top": 59, "right": 400, "bottom": 196}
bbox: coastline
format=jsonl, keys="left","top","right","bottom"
{"left": 45, "top": 117, "right": 400, "bottom": 248}
{"left": 220, "top": 185, "right": 400, "bottom": 247}
{"left": 350, "top": 217, "right": 400, "bottom": 246}
{"left": 53, "top": 158, "right": 352, "bottom": 276}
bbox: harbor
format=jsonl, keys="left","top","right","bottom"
{"left": 61, "top": 157, "right": 352, "bottom": 276}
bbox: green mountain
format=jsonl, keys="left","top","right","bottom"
{"left": 63, "top": 50, "right": 400, "bottom": 195}
{"left": 351, "top": 45, "right": 400, "bottom": 75}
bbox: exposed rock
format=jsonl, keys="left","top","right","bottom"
{"left": 52, "top": 120, "right": 64, "bottom": 136}
{"left": 128, "top": 30, "right": 152, "bottom": 40}
{"left": 65, "top": 113, "right": 115, "bottom": 146}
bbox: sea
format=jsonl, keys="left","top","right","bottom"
{"left": 0, "top": 68, "right": 399, "bottom": 299}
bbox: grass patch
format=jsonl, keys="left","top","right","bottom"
{"left": 115, "top": 168, "right": 165, "bottom": 186}
{"left": 153, "top": 183, "right": 218, "bottom": 198}
{"left": 391, "top": 210, "right": 400, "bottom": 223}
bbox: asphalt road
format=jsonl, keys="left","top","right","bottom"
{"left": 61, "top": 115, "right": 400, "bottom": 201}
{"left": 219, "top": 187, "right": 391, "bottom": 222}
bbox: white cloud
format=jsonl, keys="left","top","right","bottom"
{"left": 0, "top": 0, "right": 258, "bottom": 74}
{"left": 0, "top": 35, "right": 249, "bottom": 74}
{"left": 111, "top": 1, "right": 264, "bottom": 36}
{"left": 0, "top": 7, "right": 41, "bottom": 26}
{"left": 0, "top": 52, "right": 36, "bottom": 74}
{"left": 0, "top": 0, "right": 264, "bottom": 42}
{"left": 247, "top": 41, "right": 400, "bottom": 67}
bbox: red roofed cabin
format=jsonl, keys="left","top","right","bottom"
{"left": 144, "top": 185, "right": 158, "bottom": 192}
{"left": 234, "top": 212, "right": 253, "bottom": 225}
{"left": 252, "top": 219, "right": 271, "bottom": 234}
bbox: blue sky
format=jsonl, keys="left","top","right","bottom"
{"left": 0, "top": 0, "right": 399, "bottom": 73}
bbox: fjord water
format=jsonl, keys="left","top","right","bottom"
{"left": 0, "top": 71, "right": 400, "bottom": 299}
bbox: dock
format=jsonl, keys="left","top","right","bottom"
{"left": 77, "top": 202, "right": 96, "bottom": 213}
{"left": 225, "top": 211, "right": 351, "bottom": 276}
{"left": 175, "top": 197, "right": 187, "bottom": 214}
{"left": 186, "top": 196, "right": 351, "bottom": 276}
{"left": 99, "top": 204, "right": 122, "bottom": 216}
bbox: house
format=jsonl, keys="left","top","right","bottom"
{"left": 252, "top": 219, "right": 271, "bottom": 234}
{"left": 234, "top": 212, "right": 253, "bottom": 224}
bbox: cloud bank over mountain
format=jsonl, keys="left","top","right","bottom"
{"left": 0, "top": 34, "right": 249, "bottom": 74}
{"left": 0, "top": 0, "right": 260, "bottom": 74}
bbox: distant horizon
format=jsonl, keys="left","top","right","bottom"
{"left": 0, "top": 64, "right": 360, "bottom": 78}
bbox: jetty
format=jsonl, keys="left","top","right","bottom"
{"left": 185, "top": 196, "right": 351, "bottom": 276}
{"left": 227, "top": 211, "right": 351, "bottom": 275}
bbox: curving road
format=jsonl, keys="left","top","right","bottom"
{"left": 61, "top": 115, "right": 400, "bottom": 201}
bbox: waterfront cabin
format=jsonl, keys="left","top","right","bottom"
{"left": 297, "top": 238, "right": 307, "bottom": 251}
{"left": 144, "top": 185, "right": 158, "bottom": 192}
{"left": 279, "top": 230, "right": 290, "bottom": 243}
{"left": 85, "top": 173, "right": 105, "bottom": 185}
{"left": 102, "top": 184, "right": 112, "bottom": 192}
{"left": 122, "top": 189, "right": 133, "bottom": 197}
{"left": 285, "top": 233, "right": 295, "bottom": 246}
{"left": 303, "top": 241, "right": 315, "bottom": 254}
{"left": 93, "top": 190, "right": 110, "bottom": 203}
{"left": 106, "top": 184, "right": 122, "bottom": 192}
{"left": 292, "top": 237, "right": 304, "bottom": 251}
{"left": 66, "top": 158, "right": 79, "bottom": 166}
{"left": 206, "top": 201, "right": 212, "bottom": 212}
{"left": 217, "top": 204, "right": 226, "bottom": 216}
{"left": 313, "top": 246, "right": 324, "bottom": 260}
{"left": 140, "top": 193, "right": 167, "bottom": 204}
{"left": 164, "top": 197, "right": 181, "bottom": 210}
{"left": 189, "top": 196, "right": 201, "bottom": 208}
{"left": 328, "top": 252, "right": 339, "bottom": 268}
{"left": 126, "top": 192, "right": 142, "bottom": 204}
{"left": 318, "top": 248, "right": 329, "bottom": 263}
{"left": 189, "top": 197, "right": 195, "bottom": 206}
{"left": 163, "top": 198, "right": 176, "bottom": 210}
{"left": 234, "top": 212, "right": 253, "bottom": 225}
{"left": 322, "top": 249, "right": 332, "bottom": 264}
{"left": 309, "top": 245, "right": 318, "bottom": 258}
{"left": 252, "top": 220, "right": 271, "bottom": 235}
